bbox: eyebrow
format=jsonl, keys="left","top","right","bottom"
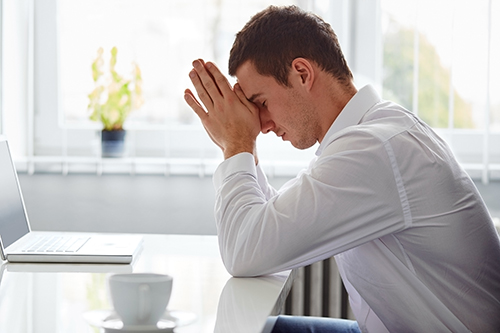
{"left": 248, "top": 93, "right": 263, "bottom": 103}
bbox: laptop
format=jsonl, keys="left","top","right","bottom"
{"left": 0, "top": 136, "right": 142, "bottom": 264}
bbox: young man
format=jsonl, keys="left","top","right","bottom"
{"left": 184, "top": 5, "right": 500, "bottom": 333}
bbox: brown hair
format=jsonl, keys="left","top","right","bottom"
{"left": 228, "top": 5, "right": 353, "bottom": 87}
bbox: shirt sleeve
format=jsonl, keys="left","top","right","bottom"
{"left": 213, "top": 133, "right": 408, "bottom": 277}
{"left": 255, "top": 162, "right": 279, "bottom": 200}
{"left": 213, "top": 153, "right": 278, "bottom": 200}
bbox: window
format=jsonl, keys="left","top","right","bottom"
{"left": 0, "top": 0, "right": 3, "bottom": 135}
{"left": 29, "top": 0, "right": 322, "bottom": 175}
{"left": 381, "top": 0, "right": 500, "bottom": 182}
{"left": 2, "top": 0, "right": 499, "bottom": 181}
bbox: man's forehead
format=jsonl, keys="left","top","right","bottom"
{"left": 235, "top": 61, "right": 269, "bottom": 101}
{"left": 234, "top": 61, "right": 257, "bottom": 93}
{"left": 234, "top": 60, "right": 257, "bottom": 78}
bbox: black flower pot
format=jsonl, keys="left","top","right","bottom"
{"left": 101, "top": 129, "right": 126, "bottom": 158}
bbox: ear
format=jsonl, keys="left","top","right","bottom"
{"left": 291, "top": 58, "right": 315, "bottom": 91}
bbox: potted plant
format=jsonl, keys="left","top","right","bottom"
{"left": 87, "top": 47, "right": 144, "bottom": 157}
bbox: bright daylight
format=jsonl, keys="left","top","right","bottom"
{"left": 0, "top": 1, "right": 499, "bottom": 332}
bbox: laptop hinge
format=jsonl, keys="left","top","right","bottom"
{"left": 0, "top": 235, "right": 6, "bottom": 261}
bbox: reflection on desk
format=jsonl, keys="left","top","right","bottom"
{"left": 0, "top": 234, "right": 294, "bottom": 333}
{"left": 215, "top": 272, "right": 295, "bottom": 333}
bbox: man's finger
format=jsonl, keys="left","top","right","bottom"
{"left": 189, "top": 68, "right": 214, "bottom": 111}
{"left": 205, "top": 62, "right": 233, "bottom": 97}
{"left": 184, "top": 89, "right": 208, "bottom": 120}
{"left": 192, "top": 60, "right": 225, "bottom": 103}
{"left": 234, "top": 83, "right": 258, "bottom": 115}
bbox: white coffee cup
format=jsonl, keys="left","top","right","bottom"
{"left": 108, "top": 273, "right": 173, "bottom": 327}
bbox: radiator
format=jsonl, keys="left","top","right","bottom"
{"left": 284, "top": 257, "right": 354, "bottom": 319}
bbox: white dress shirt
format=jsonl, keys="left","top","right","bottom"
{"left": 213, "top": 85, "right": 500, "bottom": 332}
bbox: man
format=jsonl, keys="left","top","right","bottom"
{"left": 184, "top": 5, "right": 500, "bottom": 333}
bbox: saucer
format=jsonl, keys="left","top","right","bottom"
{"left": 83, "top": 309, "right": 196, "bottom": 333}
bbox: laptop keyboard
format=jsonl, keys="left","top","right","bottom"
{"left": 23, "top": 236, "right": 90, "bottom": 253}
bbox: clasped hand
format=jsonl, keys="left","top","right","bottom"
{"left": 184, "top": 59, "right": 260, "bottom": 162}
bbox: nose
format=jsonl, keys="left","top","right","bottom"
{"left": 260, "top": 108, "right": 275, "bottom": 134}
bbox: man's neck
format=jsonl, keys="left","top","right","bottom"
{"left": 314, "top": 76, "right": 357, "bottom": 143}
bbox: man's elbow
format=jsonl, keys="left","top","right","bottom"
{"left": 222, "top": 254, "right": 270, "bottom": 277}
{"left": 223, "top": 260, "right": 261, "bottom": 277}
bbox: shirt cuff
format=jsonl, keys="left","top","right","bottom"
{"left": 213, "top": 152, "right": 257, "bottom": 189}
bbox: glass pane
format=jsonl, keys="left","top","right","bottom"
{"left": 489, "top": 0, "right": 500, "bottom": 168}
{"left": 491, "top": 0, "right": 500, "bottom": 131}
{"left": 416, "top": 0, "right": 454, "bottom": 128}
{"left": 381, "top": 0, "right": 486, "bottom": 129}
{"left": 381, "top": 0, "right": 417, "bottom": 111}
{"left": 0, "top": 2, "right": 3, "bottom": 135}
{"left": 59, "top": 0, "right": 225, "bottom": 127}
{"left": 451, "top": 0, "right": 489, "bottom": 129}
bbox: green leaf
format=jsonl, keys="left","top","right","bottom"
{"left": 87, "top": 47, "right": 144, "bottom": 129}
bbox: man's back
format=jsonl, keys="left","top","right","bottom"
{"left": 333, "top": 100, "right": 500, "bottom": 332}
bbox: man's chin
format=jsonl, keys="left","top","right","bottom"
{"left": 290, "top": 140, "right": 316, "bottom": 150}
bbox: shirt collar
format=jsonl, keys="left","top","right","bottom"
{"left": 315, "top": 85, "right": 382, "bottom": 156}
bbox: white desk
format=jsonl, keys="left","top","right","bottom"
{"left": 0, "top": 234, "right": 295, "bottom": 333}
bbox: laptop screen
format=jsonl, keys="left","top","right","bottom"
{"left": 0, "top": 139, "right": 30, "bottom": 249}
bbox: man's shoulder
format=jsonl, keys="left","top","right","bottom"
{"left": 336, "top": 103, "right": 418, "bottom": 141}
{"left": 317, "top": 104, "right": 431, "bottom": 163}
